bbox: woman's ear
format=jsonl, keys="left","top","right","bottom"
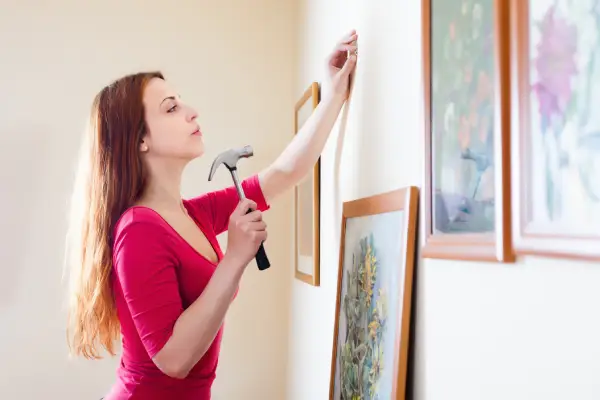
{"left": 140, "top": 140, "right": 149, "bottom": 153}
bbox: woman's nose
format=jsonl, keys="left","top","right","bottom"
{"left": 186, "top": 106, "right": 198, "bottom": 122}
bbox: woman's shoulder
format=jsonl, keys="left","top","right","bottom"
{"left": 111, "top": 206, "right": 179, "bottom": 278}
{"left": 113, "top": 206, "right": 171, "bottom": 242}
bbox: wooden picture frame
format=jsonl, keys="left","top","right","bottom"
{"left": 329, "top": 187, "right": 419, "bottom": 400}
{"left": 421, "top": 0, "right": 515, "bottom": 262}
{"left": 293, "top": 82, "right": 321, "bottom": 285}
{"left": 509, "top": 0, "right": 600, "bottom": 261}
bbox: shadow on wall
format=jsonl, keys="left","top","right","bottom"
{"left": 333, "top": 68, "right": 356, "bottom": 225}
{"left": 0, "top": 124, "right": 52, "bottom": 308}
{"left": 355, "top": 25, "right": 387, "bottom": 197}
{"left": 333, "top": 23, "right": 388, "bottom": 204}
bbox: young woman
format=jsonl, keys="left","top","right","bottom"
{"left": 64, "top": 31, "right": 357, "bottom": 399}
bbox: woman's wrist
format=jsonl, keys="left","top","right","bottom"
{"left": 320, "top": 86, "right": 346, "bottom": 104}
{"left": 220, "top": 251, "right": 248, "bottom": 276}
{"left": 321, "top": 78, "right": 350, "bottom": 103}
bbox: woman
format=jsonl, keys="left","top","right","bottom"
{"left": 64, "top": 30, "right": 357, "bottom": 399}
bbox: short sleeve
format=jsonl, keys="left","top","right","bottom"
{"left": 186, "top": 173, "right": 270, "bottom": 235}
{"left": 112, "top": 220, "right": 183, "bottom": 358}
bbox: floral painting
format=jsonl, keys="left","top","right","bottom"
{"left": 430, "top": 0, "right": 497, "bottom": 233}
{"left": 332, "top": 211, "right": 404, "bottom": 400}
{"left": 527, "top": 0, "right": 600, "bottom": 234}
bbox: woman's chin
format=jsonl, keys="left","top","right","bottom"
{"left": 188, "top": 143, "right": 205, "bottom": 159}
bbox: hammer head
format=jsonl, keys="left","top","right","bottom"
{"left": 208, "top": 145, "right": 254, "bottom": 181}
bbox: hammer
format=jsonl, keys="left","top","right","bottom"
{"left": 208, "top": 145, "right": 271, "bottom": 271}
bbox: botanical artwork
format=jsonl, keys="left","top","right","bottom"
{"left": 527, "top": 0, "right": 600, "bottom": 235}
{"left": 332, "top": 211, "right": 404, "bottom": 400}
{"left": 430, "top": 0, "right": 497, "bottom": 234}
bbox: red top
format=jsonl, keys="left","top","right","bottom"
{"left": 103, "top": 174, "right": 270, "bottom": 400}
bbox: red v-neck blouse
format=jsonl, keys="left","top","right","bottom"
{"left": 103, "top": 174, "right": 270, "bottom": 400}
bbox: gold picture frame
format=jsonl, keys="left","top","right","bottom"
{"left": 294, "top": 82, "right": 321, "bottom": 286}
{"left": 329, "top": 186, "right": 419, "bottom": 400}
{"left": 421, "top": 0, "right": 515, "bottom": 262}
{"left": 509, "top": 0, "right": 600, "bottom": 261}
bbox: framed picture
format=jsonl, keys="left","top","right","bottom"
{"left": 421, "top": 0, "right": 515, "bottom": 262}
{"left": 294, "top": 82, "right": 321, "bottom": 285}
{"left": 329, "top": 186, "right": 419, "bottom": 400}
{"left": 510, "top": 0, "right": 600, "bottom": 260}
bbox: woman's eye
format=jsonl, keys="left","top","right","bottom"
{"left": 168, "top": 105, "right": 177, "bottom": 113}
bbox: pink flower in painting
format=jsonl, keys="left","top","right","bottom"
{"left": 531, "top": 6, "right": 578, "bottom": 122}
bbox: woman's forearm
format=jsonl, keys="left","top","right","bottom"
{"left": 152, "top": 253, "right": 244, "bottom": 378}
{"left": 259, "top": 91, "right": 347, "bottom": 201}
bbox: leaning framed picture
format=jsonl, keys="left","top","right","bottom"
{"left": 329, "top": 186, "right": 419, "bottom": 400}
{"left": 421, "top": 0, "right": 515, "bottom": 262}
{"left": 510, "top": 0, "right": 600, "bottom": 260}
{"left": 294, "top": 82, "right": 321, "bottom": 285}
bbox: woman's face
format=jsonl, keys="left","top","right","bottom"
{"left": 141, "top": 77, "right": 204, "bottom": 161}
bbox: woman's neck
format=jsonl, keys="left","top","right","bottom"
{"left": 139, "top": 159, "right": 186, "bottom": 212}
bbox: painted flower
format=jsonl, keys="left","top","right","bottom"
{"left": 443, "top": 101, "right": 456, "bottom": 133}
{"left": 473, "top": 3, "right": 482, "bottom": 20}
{"left": 376, "top": 288, "right": 387, "bottom": 321}
{"left": 458, "top": 114, "right": 471, "bottom": 150}
{"left": 361, "top": 244, "right": 376, "bottom": 307}
{"left": 472, "top": 3, "right": 483, "bottom": 39}
{"left": 532, "top": 6, "right": 578, "bottom": 124}
{"left": 368, "top": 343, "right": 384, "bottom": 397}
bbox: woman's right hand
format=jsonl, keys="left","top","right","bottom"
{"left": 225, "top": 199, "right": 268, "bottom": 268}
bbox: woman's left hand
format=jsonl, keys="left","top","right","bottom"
{"left": 325, "top": 29, "right": 358, "bottom": 100}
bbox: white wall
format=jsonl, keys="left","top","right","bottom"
{"left": 0, "top": 1, "right": 296, "bottom": 399}
{"left": 290, "top": 1, "right": 600, "bottom": 399}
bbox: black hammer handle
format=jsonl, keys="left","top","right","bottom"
{"left": 245, "top": 208, "right": 270, "bottom": 270}
{"left": 255, "top": 242, "right": 270, "bottom": 270}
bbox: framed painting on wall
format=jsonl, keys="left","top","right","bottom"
{"left": 329, "top": 186, "right": 419, "bottom": 400}
{"left": 294, "top": 81, "right": 321, "bottom": 285}
{"left": 510, "top": 0, "right": 600, "bottom": 260}
{"left": 421, "top": 0, "right": 515, "bottom": 262}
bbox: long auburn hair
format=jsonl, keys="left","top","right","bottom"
{"left": 65, "top": 71, "right": 164, "bottom": 359}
